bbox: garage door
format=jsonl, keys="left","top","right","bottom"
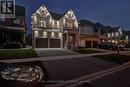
{"left": 36, "top": 38, "right": 48, "bottom": 48}
{"left": 50, "top": 38, "right": 60, "bottom": 48}
{"left": 86, "top": 41, "right": 91, "bottom": 48}
{"left": 36, "top": 38, "right": 60, "bottom": 48}
{"left": 93, "top": 41, "right": 98, "bottom": 48}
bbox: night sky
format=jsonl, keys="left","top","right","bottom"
{"left": 16, "top": 0, "right": 130, "bottom": 35}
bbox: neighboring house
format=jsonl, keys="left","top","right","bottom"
{"left": 79, "top": 20, "right": 104, "bottom": 48}
{"left": 105, "top": 27, "right": 123, "bottom": 44}
{"left": 0, "top": 5, "right": 26, "bottom": 48}
{"left": 31, "top": 5, "right": 79, "bottom": 49}
{"left": 79, "top": 19, "right": 127, "bottom": 48}
{"left": 121, "top": 30, "right": 130, "bottom": 46}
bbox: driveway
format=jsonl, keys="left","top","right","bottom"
{"left": 35, "top": 48, "right": 79, "bottom": 57}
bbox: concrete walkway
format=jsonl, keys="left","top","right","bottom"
{"left": 0, "top": 51, "right": 116, "bottom": 63}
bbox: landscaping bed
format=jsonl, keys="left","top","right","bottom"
{"left": 74, "top": 48, "right": 103, "bottom": 54}
{"left": 95, "top": 54, "right": 130, "bottom": 64}
{"left": 0, "top": 49, "right": 38, "bottom": 60}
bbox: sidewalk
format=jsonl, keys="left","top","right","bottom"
{"left": 0, "top": 51, "right": 116, "bottom": 63}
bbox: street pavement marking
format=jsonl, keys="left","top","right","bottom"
{"left": 45, "top": 62, "right": 130, "bottom": 87}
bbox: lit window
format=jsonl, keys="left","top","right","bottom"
{"left": 52, "top": 20, "right": 55, "bottom": 27}
{"left": 63, "top": 19, "right": 66, "bottom": 24}
{"left": 107, "top": 33, "right": 111, "bottom": 38}
{"left": 33, "top": 15, "right": 37, "bottom": 22}
{"left": 111, "top": 33, "right": 114, "bottom": 37}
{"left": 75, "top": 20, "right": 78, "bottom": 28}
{"left": 49, "top": 18, "right": 52, "bottom": 23}
{"left": 57, "top": 21, "right": 60, "bottom": 28}
{"left": 115, "top": 32, "right": 119, "bottom": 37}
{"left": 41, "top": 20, "right": 46, "bottom": 27}
{"left": 119, "top": 28, "right": 122, "bottom": 35}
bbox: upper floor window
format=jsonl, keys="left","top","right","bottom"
{"left": 115, "top": 32, "right": 119, "bottom": 37}
{"left": 33, "top": 15, "right": 37, "bottom": 22}
{"left": 41, "top": 20, "right": 47, "bottom": 27}
{"left": 74, "top": 20, "right": 78, "bottom": 28}
{"left": 111, "top": 33, "right": 114, "bottom": 37}
{"left": 68, "top": 21, "right": 73, "bottom": 29}
{"left": 57, "top": 21, "right": 60, "bottom": 28}
{"left": 107, "top": 33, "right": 111, "bottom": 38}
{"left": 63, "top": 18, "right": 66, "bottom": 24}
{"left": 52, "top": 20, "right": 55, "bottom": 27}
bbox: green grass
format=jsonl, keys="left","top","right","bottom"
{"left": 95, "top": 54, "right": 130, "bottom": 64}
{"left": 0, "top": 49, "right": 38, "bottom": 60}
{"left": 74, "top": 49, "right": 103, "bottom": 54}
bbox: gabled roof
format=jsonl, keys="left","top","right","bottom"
{"left": 79, "top": 19, "right": 93, "bottom": 26}
{"left": 50, "top": 12, "right": 62, "bottom": 20}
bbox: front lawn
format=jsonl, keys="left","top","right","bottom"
{"left": 74, "top": 49, "right": 103, "bottom": 54}
{"left": 0, "top": 49, "right": 38, "bottom": 60}
{"left": 95, "top": 54, "right": 130, "bottom": 64}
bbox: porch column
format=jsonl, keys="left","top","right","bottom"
{"left": 48, "top": 38, "right": 50, "bottom": 48}
{"left": 66, "top": 32, "right": 69, "bottom": 49}
{"left": 91, "top": 41, "right": 93, "bottom": 48}
{"left": 32, "top": 29, "right": 36, "bottom": 48}
{"left": 60, "top": 33, "right": 63, "bottom": 48}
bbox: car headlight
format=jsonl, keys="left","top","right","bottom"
{"left": 1, "top": 66, "right": 44, "bottom": 82}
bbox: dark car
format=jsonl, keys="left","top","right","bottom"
{"left": 0, "top": 62, "right": 46, "bottom": 87}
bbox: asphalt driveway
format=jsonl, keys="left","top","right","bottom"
{"left": 35, "top": 48, "right": 79, "bottom": 57}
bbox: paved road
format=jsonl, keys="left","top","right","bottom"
{"left": 91, "top": 67, "right": 130, "bottom": 87}
{"left": 42, "top": 56, "right": 118, "bottom": 81}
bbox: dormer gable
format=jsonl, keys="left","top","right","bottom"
{"left": 62, "top": 9, "right": 78, "bottom": 28}
{"left": 33, "top": 4, "right": 52, "bottom": 18}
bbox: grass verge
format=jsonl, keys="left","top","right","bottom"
{"left": 95, "top": 54, "right": 130, "bottom": 64}
{"left": 0, "top": 49, "right": 38, "bottom": 60}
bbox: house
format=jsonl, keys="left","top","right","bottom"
{"left": 0, "top": 5, "right": 26, "bottom": 48}
{"left": 79, "top": 19, "right": 129, "bottom": 48}
{"left": 120, "top": 30, "right": 130, "bottom": 47}
{"left": 79, "top": 19, "right": 105, "bottom": 48}
{"left": 105, "top": 27, "right": 123, "bottom": 44}
{"left": 31, "top": 5, "right": 79, "bottom": 49}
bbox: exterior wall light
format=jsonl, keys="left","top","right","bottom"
{"left": 59, "top": 32, "right": 62, "bottom": 38}
{"left": 35, "top": 30, "right": 38, "bottom": 37}
{"left": 51, "top": 32, "right": 55, "bottom": 38}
